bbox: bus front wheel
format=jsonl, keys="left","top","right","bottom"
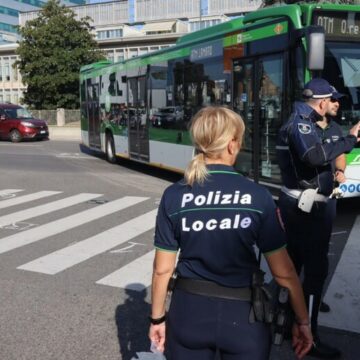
{"left": 106, "top": 134, "right": 117, "bottom": 164}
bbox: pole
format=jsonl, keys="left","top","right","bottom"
{"left": 199, "top": 0, "right": 202, "bottom": 29}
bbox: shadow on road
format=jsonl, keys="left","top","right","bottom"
{"left": 115, "top": 284, "right": 151, "bottom": 360}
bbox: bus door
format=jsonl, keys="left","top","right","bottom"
{"left": 127, "top": 76, "right": 149, "bottom": 161}
{"left": 233, "top": 61, "right": 257, "bottom": 179}
{"left": 87, "top": 81, "right": 101, "bottom": 149}
{"left": 233, "top": 54, "right": 284, "bottom": 189}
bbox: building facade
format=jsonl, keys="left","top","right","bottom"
{"left": 0, "top": 0, "right": 261, "bottom": 104}
{"left": 0, "top": 0, "right": 85, "bottom": 43}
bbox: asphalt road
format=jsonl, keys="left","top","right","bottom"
{"left": 0, "top": 139, "right": 359, "bottom": 360}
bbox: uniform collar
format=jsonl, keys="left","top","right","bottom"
{"left": 206, "top": 164, "right": 237, "bottom": 173}
{"left": 294, "top": 101, "right": 323, "bottom": 122}
{"left": 315, "top": 118, "right": 332, "bottom": 130}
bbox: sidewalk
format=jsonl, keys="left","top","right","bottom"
{"left": 48, "top": 121, "right": 81, "bottom": 141}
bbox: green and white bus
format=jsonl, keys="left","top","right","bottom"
{"left": 80, "top": 2, "right": 360, "bottom": 198}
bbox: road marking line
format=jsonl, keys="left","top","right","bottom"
{"left": 0, "top": 193, "right": 101, "bottom": 228}
{"left": 109, "top": 242, "right": 146, "bottom": 254}
{"left": 55, "top": 153, "right": 96, "bottom": 160}
{"left": 0, "top": 191, "right": 61, "bottom": 210}
{"left": 17, "top": 209, "right": 158, "bottom": 275}
{"left": 319, "top": 215, "right": 360, "bottom": 333}
{"left": 0, "top": 189, "right": 23, "bottom": 197}
{"left": 0, "top": 197, "right": 148, "bottom": 254}
{"left": 96, "top": 250, "right": 155, "bottom": 290}
{"left": 331, "top": 231, "right": 347, "bottom": 236}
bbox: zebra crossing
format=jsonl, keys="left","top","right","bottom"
{"left": 0, "top": 188, "right": 157, "bottom": 291}
{"left": 1, "top": 188, "right": 359, "bottom": 334}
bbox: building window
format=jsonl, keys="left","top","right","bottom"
{"left": 13, "top": 93, "right": 19, "bottom": 104}
{"left": 106, "top": 51, "right": 114, "bottom": 63}
{"left": 115, "top": 50, "right": 124, "bottom": 62}
{"left": 0, "top": 6, "right": 19, "bottom": 17}
{"left": 139, "top": 47, "right": 148, "bottom": 56}
{"left": 5, "top": 90, "right": 11, "bottom": 103}
{"left": 189, "top": 19, "right": 222, "bottom": 32}
{"left": 10, "top": 58, "right": 18, "bottom": 81}
{"left": 0, "top": 22, "right": 17, "bottom": 34}
{"left": 96, "top": 28, "right": 123, "bottom": 40}
{"left": 129, "top": 48, "right": 138, "bottom": 58}
{"left": 4, "top": 61, "right": 10, "bottom": 82}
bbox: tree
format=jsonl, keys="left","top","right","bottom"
{"left": 15, "top": 0, "right": 105, "bottom": 109}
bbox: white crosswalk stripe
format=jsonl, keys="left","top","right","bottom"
{"left": 96, "top": 250, "right": 155, "bottom": 290}
{"left": 0, "top": 191, "right": 61, "bottom": 210}
{"left": 17, "top": 209, "right": 158, "bottom": 275}
{"left": 0, "top": 189, "right": 23, "bottom": 197}
{"left": 0, "top": 196, "right": 149, "bottom": 254}
{"left": 0, "top": 193, "right": 102, "bottom": 228}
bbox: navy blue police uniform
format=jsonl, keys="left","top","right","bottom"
{"left": 276, "top": 80, "right": 356, "bottom": 339}
{"left": 315, "top": 117, "right": 345, "bottom": 224}
{"left": 154, "top": 164, "right": 286, "bottom": 360}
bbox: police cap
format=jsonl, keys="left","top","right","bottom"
{"left": 302, "top": 78, "right": 334, "bottom": 99}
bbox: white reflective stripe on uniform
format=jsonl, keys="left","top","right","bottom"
{"left": 96, "top": 250, "right": 155, "bottom": 290}
{"left": 0, "top": 193, "right": 101, "bottom": 228}
{"left": 0, "top": 191, "right": 61, "bottom": 210}
{"left": 281, "top": 186, "right": 328, "bottom": 202}
{"left": 275, "top": 145, "right": 289, "bottom": 150}
{"left": 0, "top": 196, "right": 148, "bottom": 254}
{"left": 17, "top": 209, "right": 158, "bottom": 275}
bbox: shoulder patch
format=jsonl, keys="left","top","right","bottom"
{"left": 298, "top": 123, "right": 312, "bottom": 135}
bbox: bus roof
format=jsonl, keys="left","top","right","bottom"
{"left": 176, "top": 17, "right": 244, "bottom": 46}
{"left": 80, "top": 60, "right": 112, "bottom": 73}
{"left": 80, "top": 2, "right": 360, "bottom": 77}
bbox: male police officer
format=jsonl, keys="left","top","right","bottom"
{"left": 316, "top": 88, "right": 347, "bottom": 314}
{"left": 276, "top": 78, "right": 360, "bottom": 359}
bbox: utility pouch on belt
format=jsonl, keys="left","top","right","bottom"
{"left": 297, "top": 188, "right": 318, "bottom": 213}
{"left": 249, "top": 269, "right": 274, "bottom": 324}
{"left": 167, "top": 272, "right": 177, "bottom": 293}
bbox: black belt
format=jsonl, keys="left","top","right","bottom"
{"left": 175, "top": 277, "right": 252, "bottom": 301}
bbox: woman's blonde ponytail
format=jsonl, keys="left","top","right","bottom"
{"left": 184, "top": 106, "right": 245, "bottom": 186}
{"left": 184, "top": 152, "right": 208, "bottom": 186}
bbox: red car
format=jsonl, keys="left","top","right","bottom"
{"left": 0, "top": 103, "right": 49, "bottom": 142}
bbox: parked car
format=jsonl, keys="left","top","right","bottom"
{"left": 0, "top": 103, "right": 49, "bottom": 142}
{"left": 151, "top": 106, "right": 183, "bottom": 128}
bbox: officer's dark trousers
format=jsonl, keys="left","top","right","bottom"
{"left": 165, "top": 288, "right": 271, "bottom": 360}
{"left": 278, "top": 193, "right": 336, "bottom": 335}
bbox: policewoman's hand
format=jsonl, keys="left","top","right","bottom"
{"left": 149, "top": 323, "right": 166, "bottom": 353}
{"left": 292, "top": 323, "right": 313, "bottom": 359}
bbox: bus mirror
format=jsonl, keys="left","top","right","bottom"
{"left": 306, "top": 26, "right": 325, "bottom": 71}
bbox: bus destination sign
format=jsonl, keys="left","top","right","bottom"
{"left": 312, "top": 11, "right": 360, "bottom": 39}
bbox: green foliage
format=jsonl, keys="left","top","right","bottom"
{"left": 15, "top": 0, "right": 105, "bottom": 109}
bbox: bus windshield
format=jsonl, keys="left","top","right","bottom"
{"left": 322, "top": 42, "right": 360, "bottom": 133}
